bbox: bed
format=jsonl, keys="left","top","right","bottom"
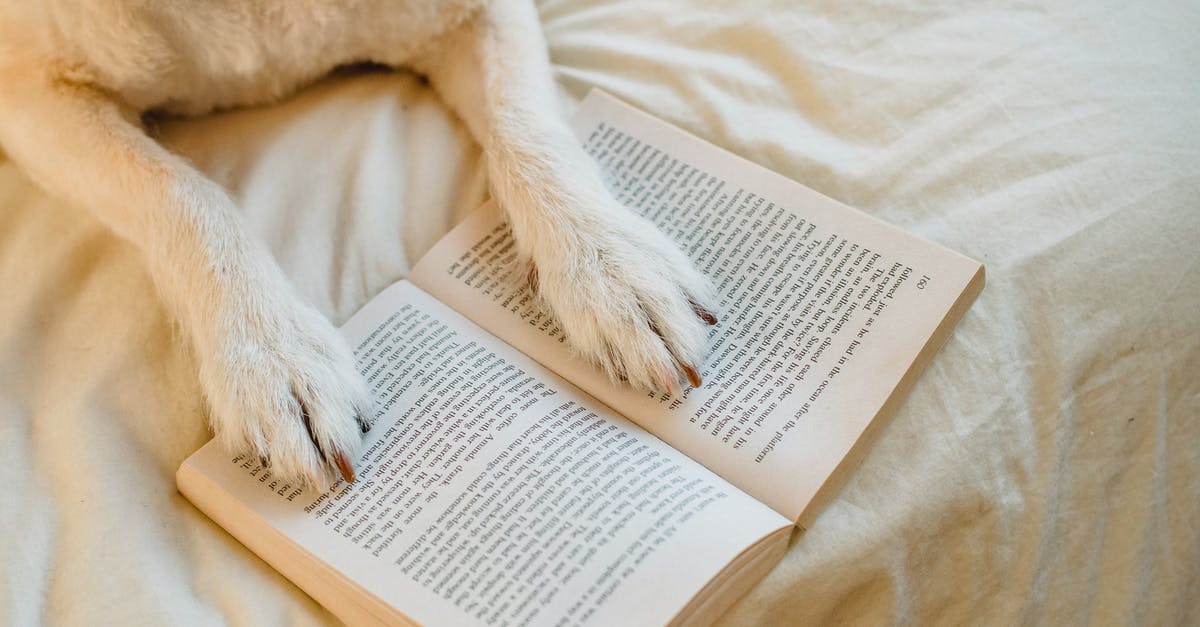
{"left": 2, "top": 0, "right": 1197, "bottom": 624}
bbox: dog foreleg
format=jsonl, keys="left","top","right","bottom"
{"left": 413, "top": 0, "right": 719, "bottom": 395}
{"left": 0, "top": 69, "right": 370, "bottom": 487}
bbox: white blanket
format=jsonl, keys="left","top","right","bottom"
{"left": 2, "top": 0, "right": 1197, "bottom": 624}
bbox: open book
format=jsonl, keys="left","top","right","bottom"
{"left": 177, "top": 90, "right": 984, "bottom": 626}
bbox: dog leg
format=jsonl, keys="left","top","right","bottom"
{"left": 413, "top": 0, "right": 719, "bottom": 395}
{"left": 0, "top": 69, "right": 370, "bottom": 488}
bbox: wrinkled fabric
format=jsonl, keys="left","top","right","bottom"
{"left": 1, "top": 0, "right": 1197, "bottom": 625}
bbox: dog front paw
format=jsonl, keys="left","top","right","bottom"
{"left": 523, "top": 206, "right": 718, "bottom": 396}
{"left": 197, "top": 296, "right": 372, "bottom": 490}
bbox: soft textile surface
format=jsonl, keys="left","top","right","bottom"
{"left": 2, "top": 0, "right": 1197, "bottom": 624}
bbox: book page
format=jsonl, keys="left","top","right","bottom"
{"left": 181, "top": 281, "right": 789, "bottom": 627}
{"left": 409, "top": 90, "right": 983, "bottom": 522}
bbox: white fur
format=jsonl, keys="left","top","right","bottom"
{"left": 0, "top": 0, "right": 716, "bottom": 487}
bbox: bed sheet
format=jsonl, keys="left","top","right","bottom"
{"left": 2, "top": 0, "right": 1197, "bottom": 625}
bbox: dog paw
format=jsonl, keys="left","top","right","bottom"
{"left": 196, "top": 294, "right": 372, "bottom": 491}
{"left": 521, "top": 204, "right": 718, "bottom": 396}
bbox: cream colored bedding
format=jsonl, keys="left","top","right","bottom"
{"left": 2, "top": 0, "right": 1197, "bottom": 624}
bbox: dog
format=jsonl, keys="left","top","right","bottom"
{"left": 0, "top": 0, "right": 717, "bottom": 489}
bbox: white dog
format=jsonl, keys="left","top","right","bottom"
{"left": 0, "top": 0, "right": 717, "bottom": 488}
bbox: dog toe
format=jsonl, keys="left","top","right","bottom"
{"left": 202, "top": 302, "right": 373, "bottom": 491}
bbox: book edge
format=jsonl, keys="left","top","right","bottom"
{"left": 667, "top": 526, "right": 792, "bottom": 627}
{"left": 579, "top": 87, "right": 983, "bottom": 269}
{"left": 793, "top": 262, "right": 986, "bottom": 530}
{"left": 175, "top": 459, "right": 417, "bottom": 626}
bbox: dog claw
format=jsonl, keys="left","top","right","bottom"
{"left": 527, "top": 262, "right": 539, "bottom": 294}
{"left": 682, "top": 363, "right": 703, "bottom": 388}
{"left": 334, "top": 452, "right": 357, "bottom": 484}
{"left": 356, "top": 412, "right": 371, "bottom": 433}
{"left": 658, "top": 368, "right": 683, "bottom": 397}
{"left": 259, "top": 455, "right": 270, "bottom": 468}
{"left": 689, "top": 299, "right": 718, "bottom": 326}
